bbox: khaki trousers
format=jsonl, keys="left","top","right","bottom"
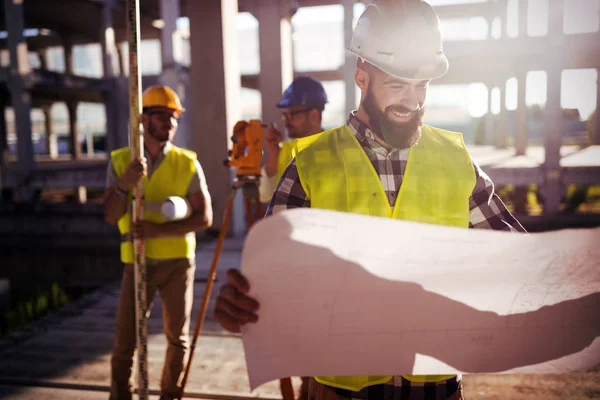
{"left": 110, "top": 258, "right": 195, "bottom": 400}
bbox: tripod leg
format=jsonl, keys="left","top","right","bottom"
{"left": 244, "top": 197, "right": 255, "bottom": 227}
{"left": 178, "top": 187, "right": 237, "bottom": 399}
{"left": 255, "top": 198, "right": 263, "bottom": 221}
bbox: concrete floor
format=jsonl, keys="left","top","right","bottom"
{"left": 0, "top": 237, "right": 298, "bottom": 399}
{"left": 1, "top": 237, "right": 599, "bottom": 400}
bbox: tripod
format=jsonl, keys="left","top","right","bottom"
{"left": 179, "top": 175, "right": 295, "bottom": 400}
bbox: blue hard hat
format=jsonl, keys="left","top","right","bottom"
{"left": 276, "top": 76, "right": 328, "bottom": 110}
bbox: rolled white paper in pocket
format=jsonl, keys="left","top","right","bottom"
{"left": 161, "top": 196, "right": 192, "bottom": 221}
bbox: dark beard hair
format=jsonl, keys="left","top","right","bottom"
{"left": 362, "top": 85, "right": 424, "bottom": 149}
{"left": 147, "top": 119, "right": 169, "bottom": 143}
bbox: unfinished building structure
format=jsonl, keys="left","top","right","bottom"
{"left": 1, "top": 0, "right": 599, "bottom": 242}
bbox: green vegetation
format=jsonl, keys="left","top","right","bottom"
{"left": 0, "top": 281, "right": 94, "bottom": 336}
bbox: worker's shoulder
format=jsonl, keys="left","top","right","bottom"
{"left": 110, "top": 146, "right": 130, "bottom": 159}
{"left": 295, "top": 125, "right": 347, "bottom": 152}
{"left": 423, "top": 124, "right": 468, "bottom": 147}
{"left": 169, "top": 145, "right": 198, "bottom": 161}
{"left": 423, "top": 124, "right": 463, "bottom": 137}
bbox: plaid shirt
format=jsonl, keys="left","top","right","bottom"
{"left": 266, "top": 113, "right": 526, "bottom": 233}
{"left": 264, "top": 114, "right": 526, "bottom": 399}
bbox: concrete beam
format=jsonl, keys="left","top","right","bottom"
{"left": 238, "top": 0, "right": 505, "bottom": 20}
{"left": 1, "top": 160, "right": 107, "bottom": 189}
{"left": 256, "top": 0, "right": 294, "bottom": 127}
{"left": 4, "top": 0, "right": 35, "bottom": 196}
{"left": 237, "top": 31, "right": 600, "bottom": 89}
{"left": 188, "top": 0, "right": 241, "bottom": 231}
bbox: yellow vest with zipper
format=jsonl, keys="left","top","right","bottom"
{"left": 111, "top": 145, "right": 198, "bottom": 263}
{"left": 294, "top": 124, "right": 476, "bottom": 391}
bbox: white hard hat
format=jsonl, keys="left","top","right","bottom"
{"left": 348, "top": 0, "right": 449, "bottom": 80}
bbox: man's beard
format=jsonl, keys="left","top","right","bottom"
{"left": 286, "top": 120, "right": 310, "bottom": 139}
{"left": 362, "top": 85, "right": 424, "bottom": 149}
{"left": 147, "top": 120, "right": 170, "bottom": 143}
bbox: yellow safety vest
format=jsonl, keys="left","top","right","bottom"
{"left": 111, "top": 145, "right": 198, "bottom": 263}
{"left": 276, "top": 140, "right": 296, "bottom": 184}
{"left": 294, "top": 124, "right": 476, "bottom": 391}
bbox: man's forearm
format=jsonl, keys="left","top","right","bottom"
{"left": 159, "top": 211, "right": 212, "bottom": 236}
{"left": 265, "top": 150, "right": 280, "bottom": 177}
{"left": 103, "top": 188, "right": 128, "bottom": 225}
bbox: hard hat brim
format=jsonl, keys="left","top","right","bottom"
{"left": 144, "top": 105, "right": 186, "bottom": 114}
{"left": 347, "top": 48, "right": 450, "bottom": 81}
{"left": 275, "top": 100, "right": 326, "bottom": 109}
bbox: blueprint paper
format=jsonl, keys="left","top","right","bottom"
{"left": 239, "top": 208, "right": 600, "bottom": 390}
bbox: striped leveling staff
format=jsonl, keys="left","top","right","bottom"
{"left": 125, "top": 0, "right": 149, "bottom": 398}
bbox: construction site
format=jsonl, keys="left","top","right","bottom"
{"left": 1, "top": 0, "right": 600, "bottom": 399}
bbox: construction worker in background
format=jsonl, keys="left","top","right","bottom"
{"left": 259, "top": 76, "right": 328, "bottom": 203}
{"left": 103, "top": 85, "right": 213, "bottom": 400}
{"left": 214, "top": 1, "right": 527, "bottom": 399}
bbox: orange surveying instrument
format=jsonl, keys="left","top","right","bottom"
{"left": 179, "top": 120, "right": 295, "bottom": 400}
{"left": 225, "top": 120, "right": 264, "bottom": 177}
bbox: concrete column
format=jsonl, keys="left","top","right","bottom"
{"left": 101, "top": 0, "right": 117, "bottom": 78}
{"left": 0, "top": 101, "right": 4, "bottom": 194}
{"left": 515, "top": 71, "right": 528, "bottom": 155}
{"left": 484, "top": 85, "right": 495, "bottom": 145}
{"left": 67, "top": 101, "right": 81, "bottom": 159}
{"left": 159, "top": 0, "right": 190, "bottom": 149}
{"left": 0, "top": 100, "right": 6, "bottom": 166}
{"left": 63, "top": 38, "right": 74, "bottom": 75}
{"left": 4, "top": 0, "right": 35, "bottom": 182}
{"left": 188, "top": 0, "right": 241, "bottom": 231}
{"left": 542, "top": 0, "right": 564, "bottom": 215}
{"left": 116, "top": 45, "right": 125, "bottom": 76}
{"left": 343, "top": 0, "right": 356, "bottom": 117}
{"left": 43, "top": 107, "right": 58, "bottom": 159}
{"left": 256, "top": 0, "right": 294, "bottom": 128}
{"left": 542, "top": 67, "right": 562, "bottom": 215}
{"left": 101, "top": 0, "right": 118, "bottom": 153}
{"left": 548, "top": 0, "right": 564, "bottom": 39}
{"left": 518, "top": 0, "right": 528, "bottom": 37}
{"left": 495, "top": 82, "right": 508, "bottom": 148}
{"left": 592, "top": 70, "right": 599, "bottom": 145}
{"left": 38, "top": 49, "right": 48, "bottom": 70}
{"left": 111, "top": 78, "right": 130, "bottom": 150}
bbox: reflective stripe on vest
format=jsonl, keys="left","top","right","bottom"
{"left": 295, "top": 124, "right": 476, "bottom": 389}
{"left": 111, "top": 145, "right": 198, "bottom": 263}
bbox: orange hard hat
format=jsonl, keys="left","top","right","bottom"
{"left": 142, "top": 85, "right": 185, "bottom": 113}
